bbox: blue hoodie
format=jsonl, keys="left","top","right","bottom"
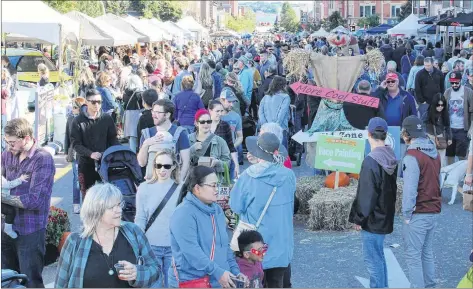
{"left": 230, "top": 162, "right": 296, "bottom": 270}
{"left": 169, "top": 193, "right": 240, "bottom": 288}
{"left": 238, "top": 67, "right": 254, "bottom": 104}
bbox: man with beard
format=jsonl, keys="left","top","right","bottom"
{"left": 2, "top": 118, "right": 55, "bottom": 288}
{"left": 444, "top": 59, "right": 465, "bottom": 90}
{"left": 444, "top": 72, "right": 473, "bottom": 164}
{"left": 137, "top": 98, "right": 190, "bottom": 182}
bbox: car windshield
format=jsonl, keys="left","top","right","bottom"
{"left": 15, "top": 56, "right": 56, "bottom": 72}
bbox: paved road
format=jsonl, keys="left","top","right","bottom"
{"left": 41, "top": 154, "right": 473, "bottom": 288}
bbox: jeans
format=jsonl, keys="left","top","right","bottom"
{"left": 151, "top": 246, "right": 172, "bottom": 288}
{"left": 282, "top": 130, "right": 288, "bottom": 150}
{"left": 129, "top": 136, "right": 138, "bottom": 153}
{"left": 361, "top": 230, "right": 388, "bottom": 288}
{"left": 72, "top": 161, "right": 80, "bottom": 204}
{"left": 398, "top": 142, "right": 407, "bottom": 178}
{"left": 1, "top": 229, "right": 46, "bottom": 288}
{"left": 237, "top": 144, "right": 243, "bottom": 163}
{"left": 263, "top": 266, "right": 289, "bottom": 288}
{"left": 403, "top": 213, "right": 438, "bottom": 288}
{"left": 418, "top": 103, "right": 429, "bottom": 122}
{"left": 230, "top": 158, "right": 236, "bottom": 180}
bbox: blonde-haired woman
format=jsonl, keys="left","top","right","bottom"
{"left": 55, "top": 183, "right": 159, "bottom": 288}
{"left": 223, "top": 72, "right": 245, "bottom": 116}
{"left": 37, "top": 63, "right": 50, "bottom": 87}
{"left": 135, "top": 149, "right": 182, "bottom": 288}
{"left": 78, "top": 66, "right": 95, "bottom": 97}
{"left": 96, "top": 72, "right": 118, "bottom": 116}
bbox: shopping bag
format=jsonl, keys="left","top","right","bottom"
{"left": 462, "top": 191, "right": 473, "bottom": 212}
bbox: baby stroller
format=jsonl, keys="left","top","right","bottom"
{"left": 1, "top": 270, "right": 28, "bottom": 288}
{"left": 98, "top": 145, "right": 144, "bottom": 222}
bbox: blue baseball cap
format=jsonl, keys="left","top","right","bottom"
{"left": 368, "top": 117, "right": 388, "bottom": 133}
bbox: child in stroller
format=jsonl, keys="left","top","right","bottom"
{"left": 97, "top": 145, "right": 144, "bottom": 222}
{"left": 1, "top": 174, "right": 29, "bottom": 239}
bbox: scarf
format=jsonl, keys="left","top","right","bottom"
{"left": 307, "top": 99, "right": 354, "bottom": 134}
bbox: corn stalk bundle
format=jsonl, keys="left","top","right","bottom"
{"left": 283, "top": 48, "right": 311, "bottom": 80}
{"left": 364, "top": 48, "right": 385, "bottom": 77}
{"left": 396, "top": 178, "right": 403, "bottom": 215}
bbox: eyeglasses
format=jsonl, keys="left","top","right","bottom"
{"left": 246, "top": 244, "right": 268, "bottom": 256}
{"left": 88, "top": 100, "right": 102, "bottom": 105}
{"left": 4, "top": 137, "right": 22, "bottom": 147}
{"left": 386, "top": 80, "right": 396, "bottom": 84}
{"left": 154, "top": 163, "right": 173, "bottom": 170}
{"left": 450, "top": 82, "right": 460, "bottom": 86}
{"left": 198, "top": 120, "right": 212, "bottom": 125}
{"left": 107, "top": 201, "right": 125, "bottom": 210}
{"left": 152, "top": 110, "right": 166, "bottom": 115}
{"left": 202, "top": 183, "right": 219, "bottom": 189}
{"left": 436, "top": 103, "right": 444, "bottom": 107}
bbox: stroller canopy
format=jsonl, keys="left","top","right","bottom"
{"left": 99, "top": 145, "right": 143, "bottom": 183}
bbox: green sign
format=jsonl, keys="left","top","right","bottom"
{"left": 315, "top": 135, "right": 365, "bottom": 174}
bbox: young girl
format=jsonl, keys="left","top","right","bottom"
{"left": 425, "top": 92, "right": 451, "bottom": 167}
{"left": 2, "top": 173, "right": 29, "bottom": 238}
{"left": 236, "top": 230, "right": 266, "bottom": 288}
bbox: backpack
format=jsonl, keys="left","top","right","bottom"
{"left": 142, "top": 126, "right": 185, "bottom": 179}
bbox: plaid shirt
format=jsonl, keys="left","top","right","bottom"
{"left": 55, "top": 222, "right": 159, "bottom": 288}
{"left": 214, "top": 121, "right": 236, "bottom": 153}
{"left": 1, "top": 144, "right": 55, "bottom": 235}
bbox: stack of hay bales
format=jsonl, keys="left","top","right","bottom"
{"left": 396, "top": 178, "right": 403, "bottom": 215}
{"left": 295, "top": 176, "right": 325, "bottom": 215}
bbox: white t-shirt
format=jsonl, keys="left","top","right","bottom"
{"left": 449, "top": 86, "right": 465, "bottom": 129}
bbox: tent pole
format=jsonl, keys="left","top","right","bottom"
{"left": 58, "top": 23, "right": 63, "bottom": 72}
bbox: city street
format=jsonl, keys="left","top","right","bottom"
{"left": 42, "top": 154, "right": 473, "bottom": 288}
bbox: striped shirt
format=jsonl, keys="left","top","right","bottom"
{"left": 1, "top": 143, "right": 55, "bottom": 235}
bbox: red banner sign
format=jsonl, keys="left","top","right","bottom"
{"left": 290, "top": 82, "right": 380, "bottom": 108}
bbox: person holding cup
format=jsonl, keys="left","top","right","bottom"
{"left": 55, "top": 183, "right": 159, "bottom": 288}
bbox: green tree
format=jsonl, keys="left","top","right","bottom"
{"left": 43, "top": 0, "right": 77, "bottom": 14}
{"left": 398, "top": 0, "right": 412, "bottom": 22}
{"left": 280, "top": 2, "right": 299, "bottom": 32}
{"left": 224, "top": 10, "right": 256, "bottom": 33}
{"left": 77, "top": 1, "right": 105, "bottom": 17}
{"left": 357, "top": 14, "right": 380, "bottom": 28}
{"left": 322, "top": 11, "right": 347, "bottom": 31}
{"left": 104, "top": 0, "right": 130, "bottom": 16}
{"left": 156, "top": 1, "right": 182, "bottom": 22}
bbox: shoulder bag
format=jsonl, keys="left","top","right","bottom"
{"left": 230, "top": 186, "right": 277, "bottom": 252}
{"left": 433, "top": 125, "right": 448, "bottom": 150}
{"left": 172, "top": 215, "right": 216, "bottom": 288}
{"left": 145, "top": 182, "right": 179, "bottom": 232}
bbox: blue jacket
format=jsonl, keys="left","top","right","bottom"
{"left": 211, "top": 71, "right": 223, "bottom": 100}
{"left": 400, "top": 54, "right": 416, "bottom": 76}
{"left": 169, "top": 193, "right": 240, "bottom": 288}
{"left": 96, "top": 86, "right": 117, "bottom": 113}
{"left": 406, "top": 66, "right": 423, "bottom": 91}
{"left": 173, "top": 90, "right": 204, "bottom": 126}
{"left": 373, "top": 87, "right": 418, "bottom": 125}
{"left": 259, "top": 61, "right": 272, "bottom": 82}
{"left": 258, "top": 92, "right": 291, "bottom": 131}
{"left": 238, "top": 67, "right": 254, "bottom": 104}
{"left": 172, "top": 70, "right": 191, "bottom": 97}
{"left": 230, "top": 163, "right": 296, "bottom": 270}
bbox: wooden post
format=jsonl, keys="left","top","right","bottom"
{"left": 335, "top": 170, "right": 340, "bottom": 189}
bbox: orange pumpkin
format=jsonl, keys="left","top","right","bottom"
{"left": 324, "top": 172, "right": 350, "bottom": 189}
{"left": 58, "top": 232, "right": 71, "bottom": 253}
{"left": 349, "top": 173, "right": 359, "bottom": 180}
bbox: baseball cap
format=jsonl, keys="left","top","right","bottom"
{"left": 368, "top": 117, "right": 388, "bottom": 133}
{"left": 220, "top": 88, "right": 238, "bottom": 102}
{"left": 449, "top": 72, "right": 462, "bottom": 82}
{"left": 386, "top": 72, "right": 398, "bottom": 81}
{"left": 402, "top": 116, "right": 426, "bottom": 138}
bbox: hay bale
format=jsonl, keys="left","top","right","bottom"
{"left": 396, "top": 178, "right": 403, "bottom": 215}
{"left": 307, "top": 186, "right": 357, "bottom": 231}
{"left": 295, "top": 176, "right": 325, "bottom": 214}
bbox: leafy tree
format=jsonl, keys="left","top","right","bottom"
{"left": 322, "top": 11, "right": 347, "bottom": 31}
{"left": 77, "top": 1, "right": 105, "bottom": 17}
{"left": 156, "top": 1, "right": 182, "bottom": 22}
{"left": 104, "top": 0, "right": 130, "bottom": 16}
{"left": 398, "top": 0, "right": 412, "bottom": 22}
{"left": 357, "top": 14, "right": 380, "bottom": 28}
{"left": 280, "top": 2, "right": 299, "bottom": 32}
{"left": 224, "top": 10, "right": 256, "bottom": 33}
{"left": 43, "top": 0, "right": 77, "bottom": 14}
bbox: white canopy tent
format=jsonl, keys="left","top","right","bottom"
{"left": 164, "top": 21, "right": 194, "bottom": 40}
{"left": 311, "top": 28, "right": 330, "bottom": 37}
{"left": 66, "top": 11, "right": 137, "bottom": 46}
{"left": 4, "top": 33, "right": 53, "bottom": 44}
{"left": 177, "top": 16, "right": 209, "bottom": 41}
{"left": 1, "top": 1, "right": 80, "bottom": 45}
{"left": 140, "top": 19, "right": 172, "bottom": 41}
{"left": 97, "top": 14, "right": 148, "bottom": 43}
{"left": 387, "top": 14, "right": 424, "bottom": 37}
{"left": 123, "top": 16, "right": 164, "bottom": 42}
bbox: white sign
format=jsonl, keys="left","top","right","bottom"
{"left": 291, "top": 129, "right": 368, "bottom": 145}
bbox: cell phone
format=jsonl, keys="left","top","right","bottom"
{"left": 231, "top": 277, "right": 245, "bottom": 288}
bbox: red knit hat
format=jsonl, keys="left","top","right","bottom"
{"left": 195, "top": 109, "right": 210, "bottom": 121}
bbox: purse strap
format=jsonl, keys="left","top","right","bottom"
{"left": 255, "top": 187, "right": 277, "bottom": 229}
{"left": 145, "top": 182, "right": 178, "bottom": 232}
{"left": 172, "top": 214, "right": 217, "bottom": 283}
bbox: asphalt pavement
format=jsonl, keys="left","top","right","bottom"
{"left": 41, "top": 154, "right": 473, "bottom": 288}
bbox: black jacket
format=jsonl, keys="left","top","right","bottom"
{"left": 70, "top": 110, "right": 119, "bottom": 165}
{"left": 136, "top": 109, "right": 155, "bottom": 152}
{"left": 258, "top": 74, "right": 275, "bottom": 104}
{"left": 380, "top": 44, "right": 394, "bottom": 63}
{"left": 123, "top": 89, "right": 143, "bottom": 111}
{"left": 392, "top": 46, "right": 406, "bottom": 73}
{"left": 349, "top": 152, "right": 398, "bottom": 234}
{"left": 414, "top": 68, "right": 445, "bottom": 104}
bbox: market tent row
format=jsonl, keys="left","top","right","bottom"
{"left": 140, "top": 18, "right": 172, "bottom": 41}
{"left": 164, "top": 21, "right": 194, "bottom": 40}
{"left": 1, "top": 0, "right": 79, "bottom": 45}
{"left": 66, "top": 11, "right": 137, "bottom": 46}
{"left": 387, "top": 13, "right": 424, "bottom": 36}
{"left": 210, "top": 29, "right": 240, "bottom": 38}
{"left": 366, "top": 24, "right": 394, "bottom": 35}
{"left": 177, "top": 16, "right": 209, "bottom": 41}
{"left": 437, "top": 12, "right": 473, "bottom": 27}
{"left": 123, "top": 16, "right": 165, "bottom": 42}
{"left": 97, "top": 14, "right": 148, "bottom": 43}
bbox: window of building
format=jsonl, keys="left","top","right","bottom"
{"left": 360, "top": 5, "right": 376, "bottom": 17}
{"left": 464, "top": 0, "right": 472, "bottom": 9}
{"left": 391, "top": 5, "right": 401, "bottom": 17}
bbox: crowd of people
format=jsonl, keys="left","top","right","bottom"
{"left": 1, "top": 31, "right": 473, "bottom": 289}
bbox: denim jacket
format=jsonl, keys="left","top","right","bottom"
{"left": 188, "top": 133, "right": 231, "bottom": 173}
{"left": 258, "top": 92, "right": 291, "bottom": 131}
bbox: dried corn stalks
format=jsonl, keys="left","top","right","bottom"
{"left": 283, "top": 48, "right": 311, "bottom": 80}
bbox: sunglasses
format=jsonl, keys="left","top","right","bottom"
{"left": 154, "top": 163, "right": 173, "bottom": 170}
{"left": 436, "top": 103, "right": 444, "bottom": 107}
{"left": 386, "top": 80, "right": 396, "bottom": 84}
{"left": 450, "top": 82, "right": 460, "bottom": 85}
{"left": 247, "top": 244, "right": 268, "bottom": 256}
{"left": 89, "top": 100, "right": 102, "bottom": 105}
{"left": 198, "top": 120, "right": 212, "bottom": 125}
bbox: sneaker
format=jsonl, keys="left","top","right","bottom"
{"left": 4, "top": 223, "right": 17, "bottom": 239}
{"left": 73, "top": 204, "right": 81, "bottom": 214}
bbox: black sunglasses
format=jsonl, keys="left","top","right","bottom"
{"left": 89, "top": 100, "right": 102, "bottom": 105}
{"left": 450, "top": 82, "right": 460, "bottom": 85}
{"left": 198, "top": 120, "right": 212, "bottom": 125}
{"left": 154, "top": 163, "right": 173, "bottom": 170}
{"left": 436, "top": 103, "right": 444, "bottom": 107}
{"left": 386, "top": 80, "right": 396, "bottom": 84}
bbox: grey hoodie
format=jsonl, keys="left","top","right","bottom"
{"left": 368, "top": 146, "right": 398, "bottom": 175}
{"left": 402, "top": 137, "right": 439, "bottom": 220}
